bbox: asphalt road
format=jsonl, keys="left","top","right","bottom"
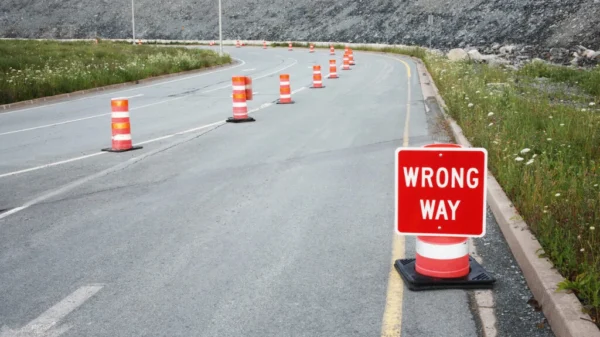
{"left": 0, "top": 45, "right": 552, "bottom": 336}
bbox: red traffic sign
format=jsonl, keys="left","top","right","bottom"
{"left": 395, "top": 146, "right": 488, "bottom": 237}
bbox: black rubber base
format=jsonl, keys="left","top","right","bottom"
{"left": 101, "top": 145, "right": 143, "bottom": 153}
{"left": 394, "top": 256, "right": 496, "bottom": 291}
{"left": 309, "top": 85, "right": 326, "bottom": 89}
{"left": 276, "top": 99, "right": 295, "bottom": 104}
{"left": 328, "top": 76, "right": 339, "bottom": 79}
{"left": 226, "top": 116, "right": 255, "bottom": 123}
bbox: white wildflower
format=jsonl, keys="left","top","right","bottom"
{"left": 555, "top": 193, "right": 561, "bottom": 197}
{"left": 488, "top": 123, "right": 494, "bottom": 127}
{"left": 520, "top": 148, "right": 531, "bottom": 154}
{"left": 468, "top": 103, "right": 474, "bottom": 108}
{"left": 526, "top": 159, "right": 534, "bottom": 165}
{"left": 515, "top": 157, "right": 524, "bottom": 162}
{"left": 488, "top": 112, "right": 494, "bottom": 117}
{"left": 590, "top": 102, "right": 596, "bottom": 106}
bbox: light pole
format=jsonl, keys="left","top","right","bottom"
{"left": 131, "top": 0, "right": 136, "bottom": 45}
{"left": 218, "top": 0, "right": 223, "bottom": 55}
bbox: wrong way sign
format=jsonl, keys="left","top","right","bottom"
{"left": 395, "top": 147, "right": 488, "bottom": 237}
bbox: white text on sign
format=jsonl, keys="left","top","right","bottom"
{"left": 403, "top": 167, "right": 480, "bottom": 221}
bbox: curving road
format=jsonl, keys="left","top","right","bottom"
{"left": 0, "top": 45, "right": 550, "bottom": 337}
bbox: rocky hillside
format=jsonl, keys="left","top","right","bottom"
{"left": 1, "top": 0, "right": 599, "bottom": 55}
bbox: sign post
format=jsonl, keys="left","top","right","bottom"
{"left": 393, "top": 143, "right": 496, "bottom": 291}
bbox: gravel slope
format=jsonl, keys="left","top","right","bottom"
{"left": 1, "top": 0, "right": 599, "bottom": 49}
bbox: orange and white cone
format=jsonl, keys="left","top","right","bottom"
{"left": 288, "top": 42, "right": 293, "bottom": 51}
{"left": 276, "top": 74, "right": 294, "bottom": 104}
{"left": 137, "top": 39, "right": 142, "bottom": 45}
{"left": 309, "top": 44, "right": 315, "bottom": 53}
{"left": 342, "top": 54, "right": 351, "bottom": 70}
{"left": 263, "top": 40, "right": 267, "bottom": 49}
{"left": 329, "top": 45, "right": 335, "bottom": 55}
{"left": 227, "top": 76, "right": 255, "bottom": 123}
{"left": 344, "top": 45, "right": 349, "bottom": 54}
{"left": 310, "top": 65, "right": 325, "bottom": 89}
{"left": 101, "top": 98, "right": 142, "bottom": 152}
{"left": 328, "top": 60, "right": 339, "bottom": 79}
{"left": 236, "top": 40, "right": 241, "bottom": 48}
{"left": 349, "top": 48, "right": 356, "bottom": 65}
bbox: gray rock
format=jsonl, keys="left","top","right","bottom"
{"left": 583, "top": 49, "right": 597, "bottom": 58}
{"left": 467, "top": 49, "right": 484, "bottom": 61}
{"left": 488, "top": 57, "right": 511, "bottom": 67}
{"left": 499, "top": 45, "right": 516, "bottom": 55}
{"left": 571, "top": 56, "right": 582, "bottom": 66}
{"left": 591, "top": 51, "right": 600, "bottom": 59}
{"left": 447, "top": 48, "right": 469, "bottom": 61}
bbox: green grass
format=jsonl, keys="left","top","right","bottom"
{"left": 519, "top": 61, "right": 600, "bottom": 97}
{"left": 0, "top": 39, "right": 231, "bottom": 105}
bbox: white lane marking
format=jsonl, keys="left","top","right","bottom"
{"left": 0, "top": 58, "right": 246, "bottom": 116}
{"left": 292, "top": 87, "right": 307, "bottom": 95}
{"left": 242, "top": 68, "right": 256, "bottom": 71}
{"left": 0, "top": 285, "right": 103, "bottom": 337}
{"left": 0, "top": 96, "right": 187, "bottom": 137}
{"left": 0, "top": 84, "right": 313, "bottom": 219}
{"left": 130, "top": 96, "right": 186, "bottom": 111}
{"left": 0, "top": 85, "right": 310, "bottom": 184}
{"left": 135, "top": 135, "right": 174, "bottom": 145}
{"left": 0, "top": 152, "right": 106, "bottom": 180}
{"left": 0, "top": 114, "right": 107, "bottom": 136}
{"left": 0, "top": 206, "right": 27, "bottom": 219}
{"left": 117, "top": 94, "right": 144, "bottom": 99}
{"left": 202, "top": 58, "right": 298, "bottom": 94}
{"left": 1, "top": 58, "right": 299, "bottom": 136}
{"left": 175, "top": 121, "right": 226, "bottom": 136}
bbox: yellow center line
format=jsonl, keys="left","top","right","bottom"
{"left": 380, "top": 57, "right": 412, "bottom": 337}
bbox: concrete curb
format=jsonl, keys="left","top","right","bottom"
{"left": 0, "top": 60, "right": 238, "bottom": 112}
{"left": 411, "top": 57, "right": 600, "bottom": 337}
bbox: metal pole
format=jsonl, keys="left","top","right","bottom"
{"left": 218, "top": 0, "right": 223, "bottom": 56}
{"left": 131, "top": 0, "right": 136, "bottom": 45}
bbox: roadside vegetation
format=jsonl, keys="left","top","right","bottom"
{"left": 368, "top": 45, "right": 598, "bottom": 326}
{"left": 0, "top": 39, "right": 231, "bottom": 105}
{"left": 273, "top": 40, "right": 600, "bottom": 326}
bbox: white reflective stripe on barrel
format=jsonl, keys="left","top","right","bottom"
{"left": 112, "top": 112, "right": 130, "bottom": 118}
{"left": 416, "top": 239, "right": 468, "bottom": 260}
{"left": 112, "top": 134, "right": 132, "bottom": 141}
{"left": 232, "top": 102, "right": 247, "bottom": 108}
